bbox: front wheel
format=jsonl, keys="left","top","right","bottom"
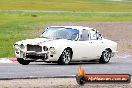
{"left": 17, "top": 58, "right": 30, "bottom": 65}
{"left": 99, "top": 49, "right": 111, "bottom": 64}
{"left": 58, "top": 48, "right": 72, "bottom": 65}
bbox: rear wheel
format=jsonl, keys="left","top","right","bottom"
{"left": 58, "top": 48, "right": 72, "bottom": 65}
{"left": 17, "top": 58, "right": 30, "bottom": 65}
{"left": 99, "top": 49, "right": 111, "bottom": 64}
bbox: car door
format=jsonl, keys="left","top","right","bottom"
{"left": 72, "top": 29, "right": 93, "bottom": 60}
{"left": 72, "top": 29, "right": 104, "bottom": 61}
{"left": 87, "top": 29, "right": 104, "bottom": 59}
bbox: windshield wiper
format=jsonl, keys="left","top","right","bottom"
{"left": 43, "top": 37, "right": 49, "bottom": 38}
{"left": 39, "top": 36, "right": 50, "bottom": 39}
{"left": 55, "top": 38, "right": 62, "bottom": 39}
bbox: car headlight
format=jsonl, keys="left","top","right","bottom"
{"left": 20, "top": 44, "right": 25, "bottom": 49}
{"left": 43, "top": 46, "right": 48, "bottom": 51}
{"left": 14, "top": 44, "right": 19, "bottom": 49}
{"left": 49, "top": 47, "right": 55, "bottom": 54}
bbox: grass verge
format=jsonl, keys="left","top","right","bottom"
{"left": 0, "top": 11, "right": 132, "bottom": 57}
{"left": 0, "top": 0, "right": 132, "bottom": 12}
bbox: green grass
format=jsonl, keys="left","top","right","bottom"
{"left": 0, "top": 0, "right": 132, "bottom": 12}
{"left": 0, "top": 0, "right": 132, "bottom": 57}
{"left": 0, "top": 12, "right": 132, "bottom": 57}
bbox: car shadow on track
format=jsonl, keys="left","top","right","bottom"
{"left": 29, "top": 61, "right": 107, "bottom": 66}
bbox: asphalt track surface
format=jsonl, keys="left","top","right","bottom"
{"left": 0, "top": 54, "right": 132, "bottom": 79}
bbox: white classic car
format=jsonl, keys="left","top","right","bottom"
{"left": 14, "top": 26, "right": 117, "bottom": 65}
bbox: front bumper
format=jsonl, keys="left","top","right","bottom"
{"left": 15, "top": 50, "right": 48, "bottom": 60}
{"left": 26, "top": 52, "right": 48, "bottom": 60}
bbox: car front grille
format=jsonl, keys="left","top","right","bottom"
{"left": 26, "top": 54, "right": 48, "bottom": 59}
{"left": 27, "top": 45, "right": 42, "bottom": 52}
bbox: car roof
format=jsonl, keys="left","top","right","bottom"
{"left": 50, "top": 26, "right": 96, "bottom": 31}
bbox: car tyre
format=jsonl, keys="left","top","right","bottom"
{"left": 17, "top": 58, "right": 30, "bottom": 65}
{"left": 58, "top": 48, "right": 72, "bottom": 65}
{"left": 99, "top": 49, "right": 111, "bottom": 64}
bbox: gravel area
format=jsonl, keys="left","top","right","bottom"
{"left": 45, "top": 22, "right": 132, "bottom": 55}
{"left": 0, "top": 78, "right": 131, "bottom": 88}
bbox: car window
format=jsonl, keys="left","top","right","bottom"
{"left": 79, "top": 29, "right": 89, "bottom": 41}
{"left": 41, "top": 27, "right": 64, "bottom": 34}
{"left": 89, "top": 29, "right": 102, "bottom": 40}
{"left": 41, "top": 27, "right": 79, "bottom": 40}
{"left": 89, "top": 29, "right": 97, "bottom": 40}
{"left": 97, "top": 32, "right": 102, "bottom": 40}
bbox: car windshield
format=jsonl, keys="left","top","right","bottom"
{"left": 40, "top": 27, "right": 79, "bottom": 40}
